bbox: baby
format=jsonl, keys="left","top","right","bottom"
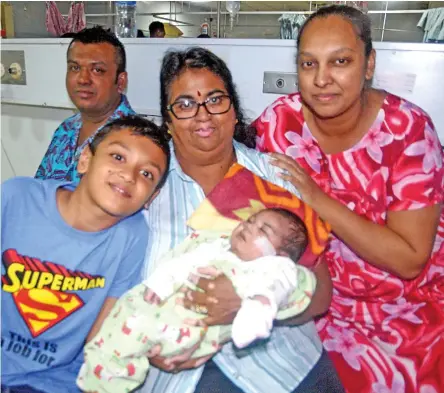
{"left": 77, "top": 208, "right": 317, "bottom": 393}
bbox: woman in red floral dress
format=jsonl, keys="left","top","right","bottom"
{"left": 253, "top": 5, "right": 443, "bottom": 393}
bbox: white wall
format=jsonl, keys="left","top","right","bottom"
{"left": 1, "top": 39, "right": 444, "bottom": 181}
{"left": 1, "top": 139, "right": 15, "bottom": 180}
{"left": 1, "top": 104, "right": 75, "bottom": 178}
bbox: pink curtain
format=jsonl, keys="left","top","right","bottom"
{"left": 46, "top": 1, "right": 86, "bottom": 37}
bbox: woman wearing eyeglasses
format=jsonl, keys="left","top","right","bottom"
{"left": 137, "top": 47, "right": 345, "bottom": 393}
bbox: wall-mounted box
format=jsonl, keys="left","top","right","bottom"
{"left": 1, "top": 50, "right": 27, "bottom": 85}
{"left": 263, "top": 72, "right": 298, "bottom": 95}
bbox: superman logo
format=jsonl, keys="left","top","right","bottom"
{"left": 12, "top": 288, "right": 83, "bottom": 337}
{"left": 2, "top": 249, "right": 105, "bottom": 337}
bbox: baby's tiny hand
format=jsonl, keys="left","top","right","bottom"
{"left": 144, "top": 288, "right": 162, "bottom": 305}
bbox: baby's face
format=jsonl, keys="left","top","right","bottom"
{"left": 230, "top": 210, "right": 291, "bottom": 261}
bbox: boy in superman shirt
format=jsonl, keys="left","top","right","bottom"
{"left": 1, "top": 116, "right": 170, "bottom": 393}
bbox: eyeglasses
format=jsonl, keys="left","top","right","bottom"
{"left": 167, "top": 95, "right": 232, "bottom": 120}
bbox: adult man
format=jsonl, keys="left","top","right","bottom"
{"left": 149, "top": 21, "right": 165, "bottom": 38}
{"left": 35, "top": 26, "right": 135, "bottom": 183}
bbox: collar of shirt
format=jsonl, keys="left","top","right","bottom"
{"left": 74, "top": 94, "right": 135, "bottom": 159}
{"left": 168, "top": 141, "right": 194, "bottom": 183}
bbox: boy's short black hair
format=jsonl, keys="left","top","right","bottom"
{"left": 269, "top": 208, "right": 308, "bottom": 263}
{"left": 89, "top": 115, "right": 171, "bottom": 191}
{"left": 67, "top": 26, "right": 126, "bottom": 78}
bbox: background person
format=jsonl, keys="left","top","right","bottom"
{"left": 149, "top": 21, "right": 165, "bottom": 38}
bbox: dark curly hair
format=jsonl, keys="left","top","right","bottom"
{"left": 159, "top": 47, "right": 256, "bottom": 148}
{"left": 269, "top": 208, "right": 308, "bottom": 263}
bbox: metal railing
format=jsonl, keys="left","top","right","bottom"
{"left": 65, "top": 1, "right": 433, "bottom": 40}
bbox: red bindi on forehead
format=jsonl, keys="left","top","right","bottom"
{"left": 197, "top": 90, "right": 202, "bottom": 97}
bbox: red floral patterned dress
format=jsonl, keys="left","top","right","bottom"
{"left": 253, "top": 92, "right": 444, "bottom": 393}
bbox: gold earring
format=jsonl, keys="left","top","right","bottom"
{"left": 167, "top": 129, "right": 172, "bottom": 135}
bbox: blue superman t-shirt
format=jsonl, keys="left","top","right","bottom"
{"left": 1, "top": 177, "right": 148, "bottom": 393}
